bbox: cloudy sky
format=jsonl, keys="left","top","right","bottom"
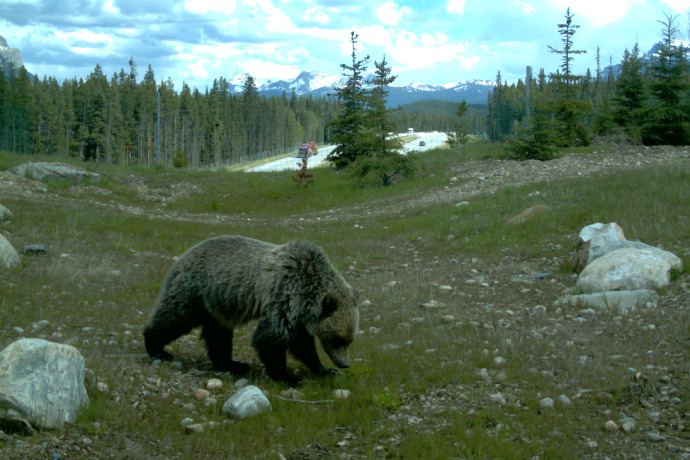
{"left": 1, "top": 0, "right": 689, "bottom": 90}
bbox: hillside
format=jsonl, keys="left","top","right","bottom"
{"left": 1, "top": 145, "right": 690, "bottom": 459}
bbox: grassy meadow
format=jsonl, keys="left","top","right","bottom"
{"left": 1, "top": 145, "right": 689, "bottom": 459}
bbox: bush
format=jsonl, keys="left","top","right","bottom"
{"left": 350, "top": 152, "right": 420, "bottom": 186}
{"left": 172, "top": 149, "right": 189, "bottom": 168}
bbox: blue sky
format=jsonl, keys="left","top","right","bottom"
{"left": 1, "top": 0, "right": 689, "bottom": 90}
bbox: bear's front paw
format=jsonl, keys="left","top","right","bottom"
{"left": 213, "top": 359, "right": 250, "bottom": 376}
{"left": 150, "top": 351, "right": 173, "bottom": 363}
{"left": 319, "top": 367, "right": 342, "bottom": 377}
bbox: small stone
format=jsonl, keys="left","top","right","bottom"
{"left": 531, "top": 305, "right": 547, "bottom": 316}
{"left": 556, "top": 395, "right": 572, "bottom": 406}
{"left": 96, "top": 382, "right": 109, "bottom": 393}
{"left": 195, "top": 388, "right": 210, "bottom": 400}
{"left": 441, "top": 315, "right": 455, "bottom": 323}
{"left": 206, "top": 378, "right": 223, "bottom": 390}
{"left": 604, "top": 420, "right": 618, "bottom": 431}
{"left": 204, "top": 397, "right": 218, "bottom": 406}
{"left": 646, "top": 432, "right": 665, "bottom": 442}
{"left": 621, "top": 421, "right": 636, "bottom": 433}
{"left": 489, "top": 393, "right": 506, "bottom": 405}
{"left": 234, "top": 378, "right": 249, "bottom": 388}
{"left": 493, "top": 357, "right": 506, "bottom": 366}
{"left": 333, "top": 389, "right": 351, "bottom": 399}
{"left": 185, "top": 423, "right": 204, "bottom": 434}
{"left": 12, "top": 326, "right": 24, "bottom": 334}
{"left": 539, "top": 398, "right": 554, "bottom": 410}
{"left": 280, "top": 388, "right": 304, "bottom": 400}
{"left": 180, "top": 417, "right": 195, "bottom": 427}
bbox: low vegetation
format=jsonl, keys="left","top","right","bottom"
{"left": 1, "top": 142, "right": 689, "bottom": 458}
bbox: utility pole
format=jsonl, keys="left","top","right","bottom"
{"left": 525, "top": 66, "right": 532, "bottom": 128}
{"left": 156, "top": 86, "right": 161, "bottom": 164}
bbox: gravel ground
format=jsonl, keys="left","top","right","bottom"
{"left": 1, "top": 144, "right": 690, "bottom": 459}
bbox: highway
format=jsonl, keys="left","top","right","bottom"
{"left": 245, "top": 131, "right": 448, "bottom": 172}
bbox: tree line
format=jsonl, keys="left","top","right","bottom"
{"left": 487, "top": 11, "right": 690, "bottom": 159}
{"left": 0, "top": 58, "right": 342, "bottom": 167}
{"left": 1, "top": 11, "right": 688, "bottom": 168}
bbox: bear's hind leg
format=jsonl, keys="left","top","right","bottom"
{"left": 144, "top": 313, "right": 197, "bottom": 362}
{"left": 200, "top": 320, "right": 249, "bottom": 375}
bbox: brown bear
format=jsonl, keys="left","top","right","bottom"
{"left": 143, "top": 235, "right": 359, "bottom": 384}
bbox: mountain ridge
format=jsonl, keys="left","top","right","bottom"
{"left": 229, "top": 70, "right": 495, "bottom": 106}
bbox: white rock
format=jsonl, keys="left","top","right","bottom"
{"left": 621, "top": 421, "right": 636, "bottom": 433}
{"left": 539, "top": 398, "right": 554, "bottom": 410}
{"left": 0, "top": 338, "right": 89, "bottom": 428}
{"left": 556, "top": 395, "right": 572, "bottom": 406}
{"left": 333, "top": 389, "right": 351, "bottom": 399}
{"left": 206, "top": 378, "right": 223, "bottom": 390}
{"left": 493, "top": 357, "right": 506, "bottom": 366}
{"left": 577, "top": 247, "right": 683, "bottom": 292}
{"left": 222, "top": 385, "right": 271, "bottom": 419}
{"left": 604, "top": 420, "right": 618, "bottom": 431}
{"left": 489, "top": 393, "right": 506, "bottom": 405}
{"left": 0, "top": 233, "right": 20, "bottom": 269}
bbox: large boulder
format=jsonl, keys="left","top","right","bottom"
{"left": 0, "top": 232, "right": 20, "bottom": 269}
{"left": 576, "top": 247, "right": 683, "bottom": 293}
{"left": 572, "top": 222, "right": 680, "bottom": 272}
{"left": 0, "top": 339, "right": 89, "bottom": 429}
{"left": 555, "top": 289, "right": 659, "bottom": 311}
{"left": 0, "top": 204, "right": 12, "bottom": 221}
{"left": 11, "top": 162, "right": 101, "bottom": 183}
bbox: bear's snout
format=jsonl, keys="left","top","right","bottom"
{"left": 325, "top": 346, "right": 350, "bottom": 368}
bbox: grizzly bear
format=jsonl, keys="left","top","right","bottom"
{"left": 143, "top": 235, "right": 359, "bottom": 384}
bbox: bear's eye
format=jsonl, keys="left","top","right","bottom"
{"left": 328, "top": 336, "right": 349, "bottom": 348}
{"left": 321, "top": 295, "right": 338, "bottom": 317}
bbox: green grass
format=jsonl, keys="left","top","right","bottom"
{"left": 1, "top": 144, "right": 689, "bottom": 458}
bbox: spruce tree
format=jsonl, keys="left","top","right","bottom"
{"left": 548, "top": 8, "right": 591, "bottom": 146}
{"left": 641, "top": 14, "right": 690, "bottom": 145}
{"left": 613, "top": 44, "right": 647, "bottom": 142}
{"left": 327, "top": 31, "right": 370, "bottom": 169}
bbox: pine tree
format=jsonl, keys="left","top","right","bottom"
{"left": 327, "top": 31, "right": 370, "bottom": 169}
{"left": 613, "top": 44, "right": 647, "bottom": 142}
{"left": 641, "top": 14, "right": 690, "bottom": 145}
{"left": 367, "top": 55, "right": 401, "bottom": 156}
{"left": 548, "top": 8, "right": 591, "bottom": 146}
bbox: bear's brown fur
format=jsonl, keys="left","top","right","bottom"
{"left": 143, "top": 235, "right": 358, "bottom": 384}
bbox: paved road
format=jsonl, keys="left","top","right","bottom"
{"left": 245, "top": 132, "right": 447, "bottom": 172}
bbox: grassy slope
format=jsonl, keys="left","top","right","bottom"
{"left": 1, "top": 146, "right": 689, "bottom": 459}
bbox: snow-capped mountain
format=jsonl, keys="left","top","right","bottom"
{"left": 228, "top": 70, "right": 494, "bottom": 106}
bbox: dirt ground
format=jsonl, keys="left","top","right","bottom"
{"left": 1, "top": 145, "right": 690, "bottom": 459}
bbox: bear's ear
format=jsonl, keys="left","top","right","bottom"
{"left": 321, "top": 294, "right": 339, "bottom": 318}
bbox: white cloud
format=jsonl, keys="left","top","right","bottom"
{"left": 375, "top": 2, "right": 411, "bottom": 26}
{"left": 243, "top": 0, "right": 296, "bottom": 33}
{"left": 386, "top": 30, "right": 471, "bottom": 72}
{"left": 446, "top": 0, "right": 466, "bottom": 15}
{"left": 661, "top": 0, "right": 690, "bottom": 13}
{"left": 302, "top": 6, "right": 330, "bottom": 25}
{"left": 102, "top": 0, "right": 120, "bottom": 14}
{"left": 517, "top": 2, "right": 537, "bottom": 14}
{"left": 184, "top": 0, "right": 238, "bottom": 15}
{"left": 53, "top": 29, "right": 115, "bottom": 56}
{"left": 546, "top": 0, "right": 644, "bottom": 27}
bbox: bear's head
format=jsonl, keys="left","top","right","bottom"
{"left": 315, "top": 287, "right": 359, "bottom": 369}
